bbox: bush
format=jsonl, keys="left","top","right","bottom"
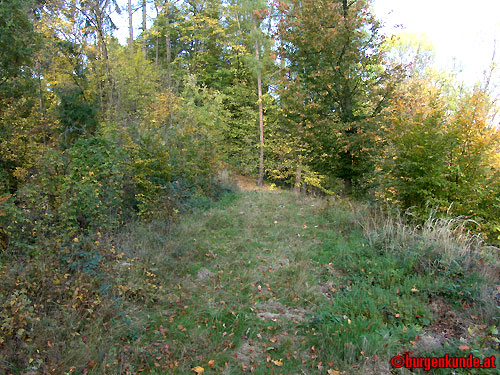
{"left": 59, "top": 137, "right": 130, "bottom": 232}
{"left": 129, "top": 132, "right": 172, "bottom": 219}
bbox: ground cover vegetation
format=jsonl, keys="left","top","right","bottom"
{"left": 0, "top": 0, "right": 499, "bottom": 373}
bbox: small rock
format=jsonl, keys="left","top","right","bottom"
{"left": 279, "top": 258, "right": 290, "bottom": 267}
{"left": 197, "top": 268, "right": 214, "bottom": 280}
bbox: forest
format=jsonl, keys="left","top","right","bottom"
{"left": 0, "top": 0, "right": 499, "bottom": 374}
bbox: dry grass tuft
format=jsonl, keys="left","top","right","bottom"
{"left": 353, "top": 204, "right": 500, "bottom": 282}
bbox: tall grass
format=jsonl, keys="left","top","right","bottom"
{"left": 352, "top": 203, "right": 500, "bottom": 278}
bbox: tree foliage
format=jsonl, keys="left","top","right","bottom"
{"left": 383, "top": 76, "right": 500, "bottom": 241}
{"left": 276, "top": 0, "right": 398, "bottom": 194}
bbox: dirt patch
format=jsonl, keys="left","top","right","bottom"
{"left": 197, "top": 268, "right": 214, "bottom": 280}
{"left": 407, "top": 297, "right": 475, "bottom": 355}
{"left": 234, "top": 174, "right": 272, "bottom": 192}
{"left": 427, "top": 297, "right": 471, "bottom": 339}
{"left": 275, "top": 258, "right": 290, "bottom": 268}
{"left": 232, "top": 340, "right": 266, "bottom": 372}
{"left": 254, "top": 301, "right": 308, "bottom": 322}
{"left": 258, "top": 258, "right": 290, "bottom": 273}
{"left": 235, "top": 341, "right": 261, "bottom": 363}
{"left": 359, "top": 357, "right": 392, "bottom": 375}
{"left": 319, "top": 280, "right": 337, "bottom": 298}
{"left": 415, "top": 333, "right": 445, "bottom": 353}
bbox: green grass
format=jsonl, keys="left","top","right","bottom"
{"left": 3, "top": 190, "right": 499, "bottom": 374}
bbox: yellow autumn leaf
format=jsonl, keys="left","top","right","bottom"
{"left": 271, "top": 359, "right": 283, "bottom": 366}
{"left": 192, "top": 366, "right": 204, "bottom": 374}
{"left": 328, "top": 370, "right": 341, "bottom": 375}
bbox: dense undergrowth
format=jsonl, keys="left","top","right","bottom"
{"left": 2, "top": 189, "right": 498, "bottom": 374}
{"left": 0, "top": 178, "right": 236, "bottom": 374}
{"left": 0, "top": 107, "right": 235, "bottom": 372}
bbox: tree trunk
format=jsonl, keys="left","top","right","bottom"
{"left": 165, "top": 2, "right": 173, "bottom": 125}
{"left": 254, "top": 21, "right": 264, "bottom": 187}
{"left": 142, "top": 0, "right": 147, "bottom": 56}
{"left": 128, "top": 0, "right": 133, "bottom": 53}
{"left": 165, "top": 36, "right": 172, "bottom": 88}
{"left": 344, "top": 176, "right": 352, "bottom": 195}
{"left": 155, "top": 36, "right": 159, "bottom": 65}
{"left": 294, "top": 158, "right": 302, "bottom": 193}
{"left": 165, "top": 2, "right": 172, "bottom": 89}
{"left": 257, "top": 71, "right": 264, "bottom": 187}
{"left": 154, "top": 1, "right": 159, "bottom": 65}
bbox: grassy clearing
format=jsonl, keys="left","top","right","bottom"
{"left": 2, "top": 190, "right": 499, "bottom": 374}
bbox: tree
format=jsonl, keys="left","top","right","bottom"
{"left": 0, "top": 0, "right": 41, "bottom": 193}
{"left": 223, "top": 0, "right": 274, "bottom": 183}
{"left": 148, "top": 1, "right": 180, "bottom": 87}
{"left": 254, "top": 14, "right": 265, "bottom": 186}
{"left": 384, "top": 74, "right": 500, "bottom": 242}
{"left": 108, "top": 40, "right": 159, "bottom": 122}
{"left": 0, "top": 0, "right": 37, "bottom": 95}
{"left": 278, "top": 0, "right": 396, "bottom": 194}
{"left": 142, "top": 0, "right": 147, "bottom": 55}
{"left": 384, "top": 78, "right": 453, "bottom": 209}
{"left": 236, "top": 0, "right": 269, "bottom": 185}
{"left": 128, "top": 0, "right": 134, "bottom": 52}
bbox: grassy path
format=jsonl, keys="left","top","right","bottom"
{"left": 100, "top": 190, "right": 497, "bottom": 374}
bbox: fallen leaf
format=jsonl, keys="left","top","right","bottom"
{"left": 208, "top": 360, "right": 215, "bottom": 367}
{"left": 328, "top": 370, "right": 341, "bottom": 375}
{"left": 459, "top": 344, "right": 470, "bottom": 351}
{"left": 271, "top": 359, "right": 283, "bottom": 366}
{"left": 192, "top": 366, "right": 205, "bottom": 374}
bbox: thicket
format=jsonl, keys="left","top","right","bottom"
{"left": 0, "top": 1, "right": 232, "bottom": 370}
